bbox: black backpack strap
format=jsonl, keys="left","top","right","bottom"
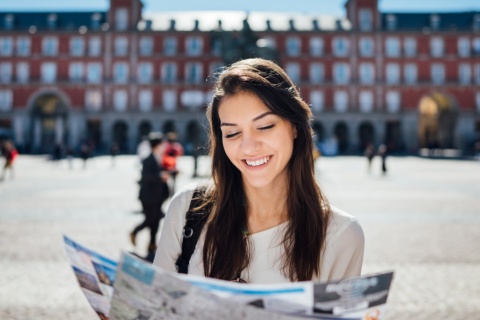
{"left": 175, "top": 187, "right": 210, "bottom": 274}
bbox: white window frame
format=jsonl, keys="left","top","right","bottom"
{"left": 16, "top": 37, "right": 31, "bottom": 56}
{"left": 42, "top": 37, "right": 58, "bottom": 56}
{"left": 286, "top": 37, "right": 301, "bottom": 56}
{"left": 162, "top": 62, "right": 177, "bottom": 84}
{"left": 115, "top": 8, "right": 128, "bottom": 31}
{"left": 334, "top": 91, "right": 348, "bottom": 113}
{"left": 385, "top": 63, "right": 400, "bottom": 85}
{"left": 70, "top": 37, "right": 85, "bottom": 56}
{"left": 114, "top": 62, "right": 129, "bottom": 83}
{"left": 309, "top": 63, "right": 324, "bottom": 84}
{"left": 0, "top": 37, "right": 13, "bottom": 56}
{"left": 139, "top": 36, "right": 153, "bottom": 56}
{"left": 41, "top": 62, "right": 57, "bottom": 83}
{"left": 431, "top": 63, "right": 445, "bottom": 85}
{"left": 473, "top": 38, "right": 480, "bottom": 55}
{"left": 359, "top": 9, "right": 373, "bottom": 31}
{"left": 0, "top": 63, "right": 12, "bottom": 83}
{"left": 138, "top": 89, "right": 153, "bottom": 112}
{"left": 309, "top": 91, "right": 324, "bottom": 113}
{"left": 476, "top": 92, "right": 480, "bottom": 113}
{"left": 359, "top": 90, "right": 374, "bottom": 113}
{"left": 185, "top": 62, "right": 203, "bottom": 84}
{"left": 458, "top": 64, "right": 471, "bottom": 85}
{"left": 113, "top": 90, "right": 128, "bottom": 112}
{"left": 85, "top": 90, "right": 102, "bottom": 112}
{"left": 163, "top": 90, "right": 177, "bottom": 112}
{"left": 385, "top": 37, "right": 400, "bottom": 57}
{"left": 386, "top": 91, "right": 400, "bottom": 113}
{"left": 404, "top": 63, "right": 417, "bottom": 85}
{"left": 137, "top": 62, "right": 153, "bottom": 84}
{"left": 333, "top": 63, "right": 350, "bottom": 85}
{"left": 69, "top": 62, "right": 84, "bottom": 82}
{"left": 359, "top": 63, "right": 375, "bottom": 85}
{"left": 430, "top": 37, "right": 444, "bottom": 57}
{"left": 285, "top": 62, "right": 300, "bottom": 84}
{"left": 164, "top": 37, "right": 177, "bottom": 56}
{"left": 474, "top": 64, "right": 480, "bottom": 84}
{"left": 86, "top": 63, "right": 102, "bottom": 83}
{"left": 0, "top": 90, "right": 13, "bottom": 111}
{"left": 458, "top": 37, "right": 470, "bottom": 58}
{"left": 186, "top": 36, "right": 203, "bottom": 56}
{"left": 309, "top": 37, "right": 323, "bottom": 57}
{"left": 115, "top": 36, "right": 128, "bottom": 56}
{"left": 404, "top": 37, "right": 417, "bottom": 57}
{"left": 359, "top": 37, "right": 374, "bottom": 57}
{"left": 332, "top": 37, "right": 349, "bottom": 57}
{"left": 16, "top": 62, "right": 29, "bottom": 83}
{"left": 88, "top": 37, "right": 101, "bottom": 56}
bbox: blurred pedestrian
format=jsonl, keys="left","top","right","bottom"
{"left": 52, "top": 143, "right": 64, "bottom": 165}
{"left": 65, "top": 146, "right": 74, "bottom": 169}
{"left": 80, "top": 141, "right": 91, "bottom": 169}
{"left": 364, "top": 143, "right": 375, "bottom": 173}
{"left": 162, "top": 132, "right": 184, "bottom": 195}
{"left": 1, "top": 140, "right": 18, "bottom": 181}
{"left": 136, "top": 136, "right": 151, "bottom": 166}
{"left": 378, "top": 144, "right": 388, "bottom": 175}
{"left": 110, "top": 142, "right": 119, "bottom": 168}
{"left": 130, "top": 132, "right": 170, "bottom": 262}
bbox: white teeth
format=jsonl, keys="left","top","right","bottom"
{"left": 246, "top": 157, "right": 269, "bottom": 167}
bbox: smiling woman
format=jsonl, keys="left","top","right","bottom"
{"left": 154, "top": 58, "right": 364, "bottom": 284}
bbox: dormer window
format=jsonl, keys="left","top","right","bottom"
{"left": 430, "top": 14, "right": 440, "bottom": 31}
{"left": 4, "top": 14, "right": 14, "bottom": 30}
{"left": 474, "top": 14, "right": 480, "bottom": 31}
{"left": 359, "top": 9, "right": 372, "bottom": 31}
{"left": 47, "top": 13, "right": 57, "bottom": 30}
{"left": 115, "top": 8, "right": 128, "bottom": 31}
{"left": 386, "top": 14, "right": 396, "bottom": 31}
{"left": 91, "top": 13, "right": 101, "bottom": 30}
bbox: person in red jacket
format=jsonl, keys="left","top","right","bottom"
{"left": 1, "top": 140, "right": 17, "bottom": 181}
{"left": 162, "top": 132, "right": 184, "bottom": 195}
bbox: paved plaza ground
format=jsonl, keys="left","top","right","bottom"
{"left": 0, "top": 154, "right": 479, "bottom": 319}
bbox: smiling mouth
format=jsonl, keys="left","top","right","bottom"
{"left": 245, "top": 156, "right": 270, "bottom": 167}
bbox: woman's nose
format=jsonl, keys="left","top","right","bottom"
{"left": 241, "top": 132, "right": 260, "bottom": 155}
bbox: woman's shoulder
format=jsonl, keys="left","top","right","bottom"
{"left": 327, "top": 205, "right": 363, "bottom": 240}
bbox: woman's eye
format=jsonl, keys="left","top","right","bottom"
{"left": 259, "top": 124, "right": 275, "bottom": 131}
{"left": 225, "top": 132, "right": 240, "bottom": 139}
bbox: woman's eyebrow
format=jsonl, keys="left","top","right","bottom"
{"left": 220, "top": 111, "right": 274, "bottom": 127}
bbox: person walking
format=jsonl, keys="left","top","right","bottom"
{"left": 162, "top": 132, "right": 184, "bottom": 195}
{"left": 378, "top": 144, "right": 388, "bottom": 175}
{"left": 364, "top": 143, "right": 375, "bottom": 174}
{"left": 130, "top": 132, "right": 170, "bottom": 261}
{"left": 0, "top": 140, "right": 18, "bottom": 181}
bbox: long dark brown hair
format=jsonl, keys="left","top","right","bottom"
{"left": 202, "top": 58, "right": 331, "bottom": 281}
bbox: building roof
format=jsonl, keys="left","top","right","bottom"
{"left": 381, "top": 11, "right": 480, "bottom": 32}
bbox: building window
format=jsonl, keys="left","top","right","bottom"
{"left": 164, "top": 37, "right": 177, "bottom": 56}
{"left": 0, "top": 37, "right": 13, "bottom": 56}
{"left": 309, "top": 37, "right": 323, "bottom": 57}
{"left": 88, "top": 37, "right": 101, "bottom": 56}
{"left": 359, "top": 91, "right": 374, "bottom": 113}
{"left": 86, "top": 63, "right": 102, "bottom": 83}
{"left": 137, "top": 62, "right": 153, "bottom": 83}
{"left": 334, "top": 91, "right": 348, "bottom": 113}
{"left": 385, "top": 37, "right": 400, "bottom": 57}
{"left": 475, "top": 15, "right": 480, "bottom": 32}
{"left": 4, "top": 14, "right": 14, "bottom": 30}
{"left": 186, "top": 36, "right": 203, "bottom": 56}
{"left": 16, "top": 62, "right": 29, "bottom": 83}
{"left": 286, "top": 37, "right": 301, "bottom": 56}
{"left": 430, "top": 14, "right": 440, "bottom": 31}
{"left": 115, "top": 37, "right": 128, "bottom": 56}
{"left": 403, "top": 37, "right": 416, "bottom": 57}
{"left": 163, "top": 90, "right": 177, "bottom": 112}
{"left": 162, "top": 62, "right": 177, "bottom": 84}
{"left": 209, "top": 62, "right": 224, "bottom": 78}
{"left": 185, "top": 62, "right": 202, "bottom": 84}
{"left": 42, "top": 37, "right": 58, "bottom": 56}
{"left": 115, "top": 8, "right": 128, "bottom": 31}
{"left": 385, "top": 63, "right": 400, "bottom": 85}
{"left": 359, "top": 9, "right": 373, "bottom": 31}
{"left": 139, "top": 37, "right": 153, "bottom": 56}
{"left": 16, "top": 37, "right": 31, "bottom": 56}
{"left": 41, "top": 62, "right": 57, "bottom": 83}
{"left": 386, "top": 91, "right": 400, "bottom": 113}
{"left": 69, "top": 62, "right": 84, "bottom": 82}
{"left": 139, "top": 90, "right": 153, "bottom": 112}
{"left": 332, "top": 37, "right": 349, "bottom": 57}
{"left": 212, "top": 38, "right": 222, "bottom": 56}
{"left": 458, "top": 64, "right": 471, "bottom": 85}
{"left": 309, "top": 63, "right": 324, "bottom": 84}
{"left": 386, "top": 14, "right": 397, "bottom": 31}
{"left": 359, "top": 37, "right": 374, "bottom": 57}
{"left": 359, "top": 63, "right": 375, "bottom": 84}
{"left": 285, "top": 63, "right": 300, "bottom": 84}
{"left": 333, "top": 63, "right": 350, "bottom": 85}
{"left": 70, "top": 37, "right": 85, "bottom": 56}
{"left": 0, "top": 63, "right": 12, "bottom": 83}
{"left": 458, "top": 37, "right": 470, "bottom": 57}
{"left": 0, "top": 90, "right": 13, "bottom": 111}
{"left": 85, "top": 90, "right": 102, "bottom": 112}
{"left": 431, "top": 63, "right": 445, "bottom": 84}
{"left": 472, "top": 38, "right": 480, "bottom": 55}
{"left": 476, "top": 92, "right": 480, "bottom": 112}
{"left": 181, "top": 90, "right": 204, "bottom": 108}
{"left": 474, "top": 64, "right": 480, "bottom": 84}
{"left": 114, "top": 63, "right": 129, "bottom": 83}
{"left": 430, "top": 37, "right": 444, "bottom": 57}
{"left": 404, "top": 63, "right": 417, "bottom": 85}
{"left": 113, "top": 90, "right": 128, "bottom": 111}
{"left": 309, "top": 91, "right": 324, "bottom": 113}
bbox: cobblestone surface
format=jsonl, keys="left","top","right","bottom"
{"left": 0, "top": 155, "right": 479, "bottom": 319}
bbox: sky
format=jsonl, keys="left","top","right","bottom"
{"left": 0, "top": 0, "right": 479, "bottom": 15}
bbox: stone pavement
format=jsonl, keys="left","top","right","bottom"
{"left": 0, "top": 154, "right": 479, "bottom": 319}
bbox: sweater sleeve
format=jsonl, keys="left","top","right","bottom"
{"left": 321, "top": 218, "right": 365, "bottom": 282}
{"left": 152, "top": 185, "right": 195, "bottom": 272}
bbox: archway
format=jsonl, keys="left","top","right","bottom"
{"left": 138, "top": 120, "right": 152, "bottom": 142}
{"left": 334, "top": 122, "right": 349, "bottom": 154}
{"left": 163, "top": 120, "right": 176, "bottom": 135}
{"left": 312, "top": 121, "right": 325, "bottom": 143}
{"left": 418, "top": 92, "right": 458, "bottom": 149}
{"left": 112, "top": 120, "right": 129, "bottom": 153}
{"left": 358, "top": 121, "right": 375, "bottom": 153}
{"left": 30, "top": 93, "right": 68, "bottom": 153}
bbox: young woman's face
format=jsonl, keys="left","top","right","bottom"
{"left": 218, "top": 91, "right": 297, "bottom": 190}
